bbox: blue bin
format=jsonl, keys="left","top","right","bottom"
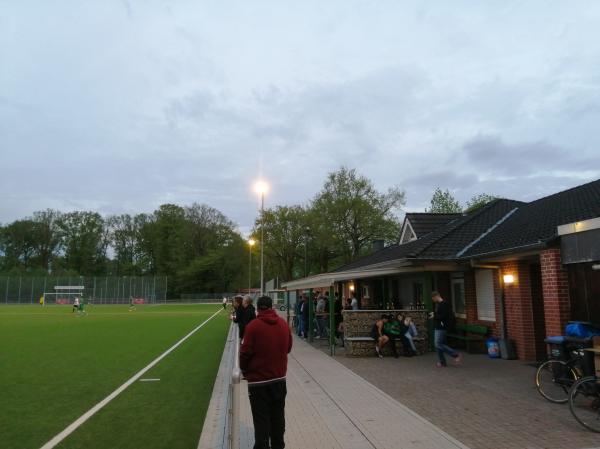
{"left": 486, "top": 338, "right": 501, "bottom": 358}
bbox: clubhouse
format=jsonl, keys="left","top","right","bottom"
{"left": 283, "top": 179, "right": 600, "bottom": 361}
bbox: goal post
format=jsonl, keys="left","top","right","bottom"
{"left": 42, "top": 286, "right": 84, "bottom": 305}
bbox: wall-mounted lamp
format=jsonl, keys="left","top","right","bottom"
{"left": 503, "top": 274, "right": 515, "bottom": 285}
{"left": 349, "top": 284, "right": 355, "bottom": 292}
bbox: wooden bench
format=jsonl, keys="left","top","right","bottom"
{"left": 447, "top": 323, "right": 488, "bottom": 353}
{"left": 344, "top": 335, "right": 427, "bottom": 357}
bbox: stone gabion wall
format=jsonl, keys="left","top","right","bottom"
{"left": 342, "top": 309, "right": 430, "bottom": 356}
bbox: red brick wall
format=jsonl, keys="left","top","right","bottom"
{"left": 541, "top": 248, "right": 571, "bottom": 337}
{"left": 500, "top": 261, "right": 537, "bottom": 360}
{"left": 462, "top": 270, "right": 500, "bottom": 337}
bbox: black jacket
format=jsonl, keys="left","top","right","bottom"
{"left": 434, "top": 300, "right": 452, "bottom": 330}
{"left": 237, "top": 304, "right": 256, "bottom": 339}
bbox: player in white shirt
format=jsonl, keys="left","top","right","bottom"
{"left": 73, "top": 296, "right": 80, "bottom": 313}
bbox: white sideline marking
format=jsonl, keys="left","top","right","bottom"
{"left": 40, "top": 308, "right": 223, "bottom": 449}
{"left": 139, "top": 378, "right": 160, "bottom": 382}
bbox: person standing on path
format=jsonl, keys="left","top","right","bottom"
{"left": 430, "top": 291, "right": 461, "bottom": 367}
{"left": 238, "top": 296, "right": 256, "bottom": 340}
{"left": 240, "top": 295, "right": 293, "bottom": 449}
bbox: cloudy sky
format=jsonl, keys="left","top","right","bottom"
{"left": 2, "top": 1, "right": 600, "bottom": 233}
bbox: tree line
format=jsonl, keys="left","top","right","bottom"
{"left": 252, "top": 168, "right": 496, "bottom": 282}
{"left": 0, "top": 204, "right": 248, "bottom": 296}
{"left": 1, "top": 167, "right": 496, "bottom": 294}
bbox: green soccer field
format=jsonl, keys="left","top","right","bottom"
{"left": 0, "top": 304, "right": 230, "bottom": 449}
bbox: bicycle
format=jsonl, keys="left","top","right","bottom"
{"left": 536, "top": 338, "right": 588, "bottom": 403}
{"left": 569, "top": 374, "right": 600, "bottom": 433}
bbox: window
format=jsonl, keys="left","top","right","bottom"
{"left": 475, "top": 269, "right": 496, "bottom": 321}
{"left": 362, "top": 285, "right": 370, "bottom": 298}
{"left": 451, "top": 274, "right": 466, "bottom": 317}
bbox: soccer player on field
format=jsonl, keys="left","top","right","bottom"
{"left": 129, "top": 296, "right": 136, "bottom": 311}
{"left": 78, "top": 297, "right": 87, "bottom": 315}
{"left": 72, "top": 296, "right": 80, "bottom": 313}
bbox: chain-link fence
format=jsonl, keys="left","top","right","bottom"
{"left": 0, "top": 276, "right": 167, "bottom": 304}
{"left": 178, "top": 293, "right": 237, "bottom": 303}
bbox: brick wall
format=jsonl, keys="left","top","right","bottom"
{"left": 541, "top": 248, "right": 571, "bottom": 337}
{"left": 463, "top": 270, "right": 500, "bottom": 337}
{"left": 500, "top": 261, "right": 537, "bottom": 361}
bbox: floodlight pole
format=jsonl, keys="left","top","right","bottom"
{"left": 260, "top": 191, "right": 265, "bottom": 295}
{"left": 248, "top": 244, "right": 252, "bottom": 293}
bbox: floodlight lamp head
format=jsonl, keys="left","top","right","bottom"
{"left": 254, "top": 180, "right": 269, "bottom": 195}
{"left": 248, "top": 238, "right": 256, "bottom": 246}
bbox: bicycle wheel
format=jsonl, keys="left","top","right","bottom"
{"left": 569, "top": 376, "right": 600, "bottom": 433}
{"left": 536, "top": 359, "right": 578, "bottom": 403}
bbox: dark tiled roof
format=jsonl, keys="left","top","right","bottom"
{"left": 417, "top": 199, "right": 523, "bottom": 259}
{"left": 462, "top": 178, "right": 600, "bottom": 258}
{"left": 334, "top": 199, "right": 524, "bottom": 271}
{"left": 330, "top": 178, "right": 600, "bottom": 273}
{"left": 403, "top": 213, "right": 462, "bottom": 238}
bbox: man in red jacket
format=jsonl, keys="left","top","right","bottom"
{"left": 240, "top": 295, "right": 293, "bottom": 449}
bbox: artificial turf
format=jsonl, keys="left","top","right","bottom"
{"left": 0, "top": 304, "right": 230, "bottom": 449}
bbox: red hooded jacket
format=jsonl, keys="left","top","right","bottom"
{"left": 239, "top": 308, "right": 293, "bottom": 386}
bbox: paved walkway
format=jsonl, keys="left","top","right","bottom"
{"left": 200, "top": 326, "right": 470, "bottom": 449}
{"left": 317, "top": 342, "right": 600, "bottom": 449}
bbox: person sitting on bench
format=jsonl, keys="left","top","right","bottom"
{"left": 386, "top": 314, "right": 415, "bottom": 357}
{"left": 370, "top": 315, "right": 390, "bottom": 358}
{"left": 399, "top": 314, "right": 419, "bottom": 355}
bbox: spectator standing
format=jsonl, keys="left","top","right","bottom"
{"left": 240, "top": 296, "right": 292, "bottom": 449}
{"left": 430, "top": 291, "right": 461, "bottom": 367}
{"left": 236, "top": 296, "right": 256, "bottom": 340}
{"left": 315, "top": 293, "right": 326, "bottom": 338}
{"left": 301, "top": 295, "right": 309, "bottom": 338}
{"left": 350, "top": 293, "right": 358, "bottom": 310}
{"left": 294, "top": 297, "right": 303, "bottom": 336}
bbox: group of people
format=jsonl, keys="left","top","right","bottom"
{"left": 370, "top": 291, "right": 462, "bottom": 367}
{"left": 224, "top": 289, "right": 461, "bottom": 449}
{"left": 370, "top": 313, "right": 419, "bottom": 358}
{"left": 295, "top": 291, "right": 354, "bottom": 340}
{"left": 231, "top": 295, "right": 257, "bottom": 339}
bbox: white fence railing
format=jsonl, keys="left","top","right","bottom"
{"left": 229, "top": 325, "right": 241, "bottom": 449}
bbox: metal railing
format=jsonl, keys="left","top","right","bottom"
{"left": 229, "top": 325, "right": 241, "bottom": 449}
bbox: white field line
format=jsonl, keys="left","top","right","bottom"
{"left": 40, "top": 308, "right": 223, "bottom": 449}
{"left": 1, "top": 311, "right": 216, "bottom": 316}
{"left": 139, "top": 378, "right": 160, "bottom": 382}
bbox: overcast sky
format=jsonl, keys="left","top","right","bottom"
{"left": 2, "top": 1, "right": 600, "bottom": 234}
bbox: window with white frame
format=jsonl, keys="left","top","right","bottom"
{"left": 450, "top": 274, "right": 466, "bottom": 317}
{"left": 475, "top": 269, "right": 496, "bottom": 321}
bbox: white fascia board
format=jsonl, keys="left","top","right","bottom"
{"left": 557, "top": 216, "right": 600, "bottom": 236}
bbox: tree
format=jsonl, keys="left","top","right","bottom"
{"left": 184, "top": 203, "right": 237, "bottom": 260}
{"left": 148, "top": 204, "right": 188, "bottom": 278}
{"left": 312, "top": 167, "right": 405, "bottom": 262}
{"left": 427, "top": 188, "right": 462, "bottom": 213}
{"left": 0, "top": 220, "right": 38, "bottom": 270}
{"left": 253, "top": 205, "right": 309, "bottom": 281}
{"left": 57, "top": 211, "right": 109, "bottom": 275}
{"left": 465, "top": 193, "right": 498, "bottom": 213}
{"left": 107, "top": 214, "right": 140, "bottom": 275}
{"left": 31, "top": 209, "right": 62, "bottom": 272}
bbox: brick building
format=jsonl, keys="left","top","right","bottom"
{"left": 283, "top": 179, "right": 600, "bottom": 361}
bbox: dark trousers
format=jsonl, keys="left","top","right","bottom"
{"left": 248, "top": 381, "right": 287, "bottom": 449}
